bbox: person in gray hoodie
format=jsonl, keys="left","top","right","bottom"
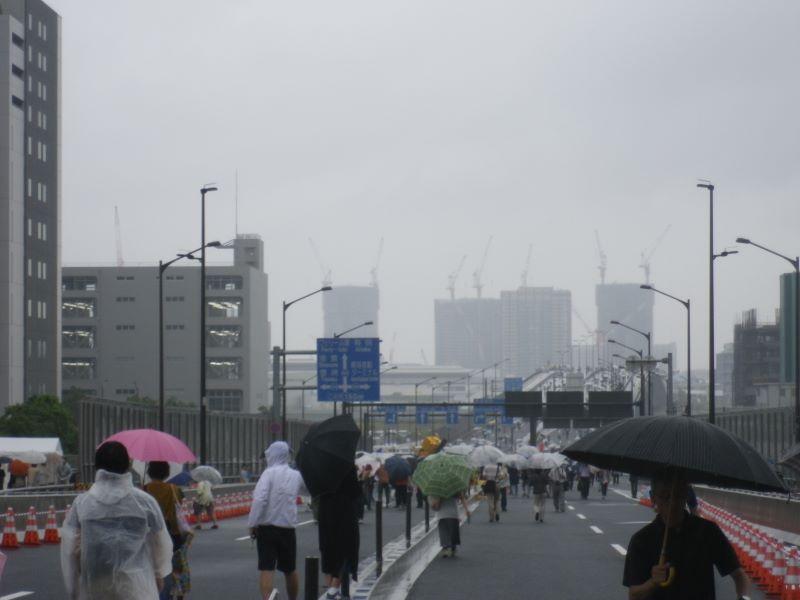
{"left": 247, "top": 441, "right": 307, "bottom": 600}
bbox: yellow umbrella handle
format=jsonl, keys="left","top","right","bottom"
{"left": 657, "top": 474, "right": 680, "bottom": 588}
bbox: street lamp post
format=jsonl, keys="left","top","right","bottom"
{"left": 736, "top": 237, "right": 800, "bottom": 442}
{"left": 641, "top": 284, "right": 691, "bottom": 416}
{"left": 612, "top": 353, "right": 635, "bottom": 394}
{"left": 609, "top": 339, "right": 644, "bottom": 416}
{"left": 610, "top": 320, "right": 651, "bottom": 414}
{"left": 158, "top": 241, "right": 220, "bottom": 432}
{"left": 282, "top": 286, "right": 332, "bottom": 437}
{"left": 333, "top": 321, "right": 374, "bottom": 338}
{"left": 698, "top": 182, "right": 716, "bottom": 423}
{"left": 199, "top": 185, "right": 217, "bottom": 465}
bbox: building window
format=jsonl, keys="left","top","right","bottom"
{"left": 28, "top": 15, "right": 32, "bottom": 30}
{"left": 115, "top": 296, "right": 135, "bottom": 303}
{"left": 208, "top": 389, "right": 243, "bottom": 412}
{"left": 115, "top": 388, "right": 136, "bottom": 396}
{"left": 27, "top": 178, "right": 31, "bottom": 197}
{"left": 206, "top": 275, "right": 243, "bottom": 291}
{"left": 115, "top": 324, "right": 136, "bottom": 331}
{"left": 207, "top": 297, "right": 243, "bottom": 318}
{"left": 27, "top": 259, "right": 32, "bottom": 277}
{"left": 206, "top": 358, "right": 242, "bottom": 380}
{"left": 12, "top": 33, "right": 24, "bottom": 48}
{"left": 63, "top": 326, "right": 96, "bottom": 349}
{"left": 41, "top": 223, "right": 47, "bottom": 240}
{"left": 27, "top": 299, "right": 32, "bottom": 317}
{"left": 62, "top": 359, "right": 96, "bottom": 380}
{"left": 42, "top": 23, "right": 47, "bottom": 41}
{"left": 27, "top": 75, "right": 31, "bottom": 93}
{"left": 42, "top": 55, "right": 47, "bottom": 72}
{"left": 166, "top": 324, "right": 185, "bottom": 331}
{"left": 26, "top": 339, "right": 31, "bottom": 358}
{"left": 26, "top": 136, "right": 31, "bottom": 155}
{"left": 62, "top": 298, "right": 96, "bottom": 319}
{"left": 11, "top": 95, "right": 24, "bottom": 110}
{"left": 42, "top": 143, "right": 46, "bottom": 161}
{"left": 11, "top": 64, "right": 24, "bottom": 79}
{"left": 62, "top": 276, "right": 97, "bottom": 291}
{"left": 206, "top": 326, "right": 242, "bottom": 348}
{"left": 42, "top": 114, "right": 46, "bottom": 130}
{"left": 166, "top": 296, "right": 185, "bottom": 302}
{"left": 165, "top": 275, "right": 184, "bottom": 281}
{"left": 115, "top": 276, "right": 135, "bottom": 281}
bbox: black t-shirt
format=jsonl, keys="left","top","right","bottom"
{"left": 622, "top": 513, "right": 739, "bottom": 600}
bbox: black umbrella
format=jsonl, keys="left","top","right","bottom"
{"left": 296, "top": 415, "right": 360, "bottom": 497}
{"left": 563, "top": 415, "right": 785, "bottom": 493}
{"left": 384, "top": 454, "right": 413, "bottom": 484}
{"left": 779, "top": 443, "right": 800, "bottom": 475}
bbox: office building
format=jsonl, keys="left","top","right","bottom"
{"left": 733, "top": 309, "right": 780, "bottom": 407}
{"left": 434, "top": 298, "right": 502, "bottom": 369}
{"left": 61, "top": 235, "right": 270, "bottom": 413}
{"left": 323, "top": 285, "right": 379, "bottom": 339}
{"left": 0, "top": 0, "right": 60, "bottom": 408}
{"left": 716, "top": 342, "right": 734, "bottom": 408}
{"left": 502, "top": 286, "right": 571, "bottom": 377}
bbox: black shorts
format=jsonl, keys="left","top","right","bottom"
{"left": 256, "top": 525, "right": 296, "bottom": 573}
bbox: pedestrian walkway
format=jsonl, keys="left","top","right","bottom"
{"left": 407, "top": 485, "right": 767, "bottom": 599}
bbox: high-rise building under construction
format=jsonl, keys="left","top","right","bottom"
{"left": 596, "top": 283, "right": 654, "bottom": 364}
{"left": 434, "top": 298, "right": 501, "bottom": 369}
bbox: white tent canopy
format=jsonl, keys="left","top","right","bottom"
{"left": 0, "top": 437, "right": 63, "bottom": 463}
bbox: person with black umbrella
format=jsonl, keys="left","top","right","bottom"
{"left": 623, "top": 470, "right": 749, "bottom": 600}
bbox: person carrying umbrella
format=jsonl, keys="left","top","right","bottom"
{"left": 564, "top": 415, "right": 783, "bottom": 600}
{"left": 623, "top": 470, "right": 749, "bottom": 600}
{"left": 247, "top": 441, "right": 307, "bottom": 600}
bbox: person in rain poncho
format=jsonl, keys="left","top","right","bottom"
{"left": 247, "top": 441, "right": 307, "bottom": 600}
{"left": 60, "top": 441, "right": 172, "bottom": 600}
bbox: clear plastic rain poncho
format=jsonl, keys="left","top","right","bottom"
{"left": 60, "top": 469, "right": 173, "bottom": 600}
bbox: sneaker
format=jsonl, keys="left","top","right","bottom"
{"left": 440, "top": 548, "right": 450, "bottom": 558}
{"left": 534, "top": 512, "right": 539, "bottom": 522}
{"left": 495, "top": 514, "right": 500, "bottom": 522}
{"left": 325, "top": 590, "right": 341, "bottom": 600}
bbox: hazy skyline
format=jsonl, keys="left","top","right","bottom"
{"left": 52, "top": 1, "right": 799, "bottom": 370}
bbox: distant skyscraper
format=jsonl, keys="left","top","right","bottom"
{"left": 323, "top": 285, "right": 379, "bottom": 339}
{"left": 596, "top": 283, "right": 654, "bottom": 365}
{"left": 501, "top": 287, "right": 571, "bottom": 377}
{"left": 434, "top": 298, "right": 501, "bottom": 369}
{"left": 0, "top": 0, "right": 60, "bottom": 407}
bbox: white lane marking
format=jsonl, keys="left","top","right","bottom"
{"left": 237, "top": 519, "right": 316, "bottom": 540}
{"left": 611, "top": 544, "right": 628, "bottom": 556}
{"left": 0, "top": 593, "right": 35, "bottom": 600}
{"left": 576, "top": 513, "right": 587, "bottom": 520}
{"left": 297, "top": 519, "right": 316, "bottom": 527}
{"left": 618, "top": 521, "right": 650, "bottom": 525}
{"left": 590, "top": 525, "right": 603, "bottom": 534}
{"left": 612, "top": 488, "right": 641, "bottom": 502}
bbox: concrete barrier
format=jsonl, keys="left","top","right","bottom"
{"left": 694, "top": 486, "right": 799, "bottom": 540}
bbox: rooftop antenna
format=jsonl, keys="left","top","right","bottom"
{"left": 521, "top": 243, "right": 533, "bottom": 287}
{"left": 446, "top": 255, "right": 467, "bottom": 300}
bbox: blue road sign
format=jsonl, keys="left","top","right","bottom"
{"left": 504, "top": 377, "right": 524, "bottom": 392}
{"left": 473, "top": 398, "right": 492, "bottom": 425}
{"left": 316, "top": 337, "right": 380, "bottom": 403}
{"left": 385, "top": 409, "right": 398, "bottom": 425}
{"left": 445, "top": 405, "right": 459, "bottom": 425}
{"left": 416, "top": 405, "right": 429, "bottom": 425}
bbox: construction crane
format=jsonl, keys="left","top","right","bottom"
{"left": 370, "top": 237, "right": 384, "bottom": 288}
{"left": 472, "top": 235, "right": 493, "bottom": 298}
{"left": 520, "top": 243, "right": 533, "bottom": 287}
{"left": 594, "top": 230, "right": 607, "bottom": 285}
{"left": 114, "top": 206, "right": 124, "bottom": 266}
{"left": 446, "top": 255, "right": 467, "bottom": 300}
{"left": 308, "top": 238, "right": 332, "bottom": 286}
{"left": 572, "top": 307, "right": 594, "bottom": 336}
{"left": 639, "top": 224, "right": 672, "bottom": 284}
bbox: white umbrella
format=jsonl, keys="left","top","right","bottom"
{"left": 503, "top": 453, "right": 531, "bottom": 469}
{"left": 516, "top": 445, "right": 540, "bottom": 458}
{"left": 191, "top": 465, "right": 223, "bottom": 485}
{"left": 468, "top": 445, "right": 505, "bottom": 468}
{"left": 442, "top": 443, "right": 474, "bottom": 457}
{"left": 355, "top": 453, "right": 380, "bottom": 472}
{"left": 528, "top": 452, "right": 567, "bottom": 470}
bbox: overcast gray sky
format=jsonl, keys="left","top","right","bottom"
{"left": 53, "top": 1, "right": 800, "bottom": 370}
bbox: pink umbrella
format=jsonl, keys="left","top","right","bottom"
{"left": 103, "top": 429, "right": 196, "bottom": 463}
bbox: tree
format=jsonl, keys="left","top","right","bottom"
{"left": 0, "top": 395, "right": 78, "bottom": 454}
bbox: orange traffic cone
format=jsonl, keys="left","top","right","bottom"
{"left": 22, "top": 507, "right": 40, "bottom": 546}
{"left": 43, "top": 506, "right": 60, "bottom": 544}
{"left": 1, "top": 508, "right": 18, "bottom": 549}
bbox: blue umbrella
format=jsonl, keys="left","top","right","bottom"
{"left": 168, "top": 470, "right": 194, "bottom": 486}
{"left": 384, "top": 455, "right": 413, "bottom": 484}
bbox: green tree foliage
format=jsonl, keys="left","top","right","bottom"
{"left": 0, "top": 395, "right": 78, "bottom": 454}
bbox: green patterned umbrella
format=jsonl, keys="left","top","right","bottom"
{"left": 412, "top": 452, "right": 473, "bottom": 498}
